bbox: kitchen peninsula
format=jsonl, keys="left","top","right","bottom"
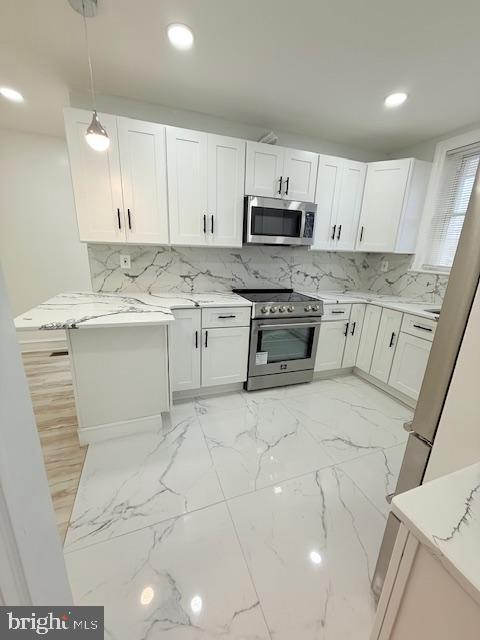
{"left": 15, "top": 291, "right": 251, "bottom": 444}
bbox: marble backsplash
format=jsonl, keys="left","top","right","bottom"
{"left": 87, "top": 245, "right": 448, "bottom": 303}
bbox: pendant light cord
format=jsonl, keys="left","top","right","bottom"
{"left": 82, "top": 0, "right": 97, "bottom": 111}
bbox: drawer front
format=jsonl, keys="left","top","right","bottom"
{"left": 202, "top": 306, "right": 251, "bottom": 328}
{"left": 322, "top": 304, "right": 352, "bottom": 321}
{"left": 401, "top": 313, "right": 436, "bottom": 342}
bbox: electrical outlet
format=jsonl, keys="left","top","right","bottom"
{"left": 120, "top": 254, "right": 131, "bottom": 270}
{"left": 380, "top": 260, "right": 389, "bottom": 273}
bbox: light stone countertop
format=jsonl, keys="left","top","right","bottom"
{"left": 392, "top": 462, "right": 480, "bottom": 606}
{"left": 15, "top": 291, "right": 252, "bottom": 331}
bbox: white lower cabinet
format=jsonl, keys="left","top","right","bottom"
{"left": 342, "top": 304, "right": 366, "bottom": 367}
{"left": 370, "top": 308, "right": 403, "bottom": 383}
{"left": 315, "top": 320, "right": 349, "bottom": 371}
{"left": 355, "top": 304, "right": 382, "bottom": 373}
{"left": 169, "top": 309, "right": 202, "bottom": 392}
{"left": 169, "top": 308, "right": 250, "bottom": 392}
{"left": 388, "top": 332, "right": 431, "bottom": 400}
{"left": 201, "top": 327, "right": 250, "bottom": 387}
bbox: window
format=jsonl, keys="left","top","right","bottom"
{"left": 413, "top": 130, "right": 480, "bottom": 273}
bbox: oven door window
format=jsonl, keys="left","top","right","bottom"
{"left": 257, "top": 326, "right": 315, "bottom": 363}
{"left": 251, "top": 206, "right": 302, "bottom": 237}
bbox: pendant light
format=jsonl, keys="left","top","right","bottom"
{"left": 69, "top": 0, "right": 110, "bottom": 151}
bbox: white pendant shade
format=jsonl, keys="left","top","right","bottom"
{"left": 85, "top": 110, "right": 110, "bottom": 151}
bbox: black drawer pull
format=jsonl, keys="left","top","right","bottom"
{"left": 211, "top": 215, "right": 214, "bottom": 233}
{"left": 117, "top": 208, "right": 122, "bottom": 229}
{"left": 389, "top": 332, "right": 396, "bottom": 348}
{"left": 331, "top": 310, "right": 345, "bottom": 314}
{"left": 359, "top": 226, "right": 364, "bottom": 242}
{"left": 285, "top": 176, "right": 289, "bottom": 195}
{"left": 331, "top": 225, "right": 336, "bottom": 240}
{"left": 344, "top": 322, "right": 349, "bottom": 337}
{"left": 337, "top": 224, "right": 342, "bottom": 240}
{"left": 195, "top": 330, "right": 198, "bottom": 349}
{"left": 413, "top": 324, "right": 433, "bottom": 332}
{"left": 218, "top": 315, "right": 236, "bottom": 319}
{"left": 203, "top": 214, "right": 207, "bottom": 234}
{"left": 127, "top": 208, "right": 132, "bottom": 230}
{"left": 278, "top": 176, "right": 283, "bottom": 195}
{"left": 205, "top": 330, "right": 208, "bottom": 348}
{"left": 350, "top": 321, "right": 356, "bottom": 336}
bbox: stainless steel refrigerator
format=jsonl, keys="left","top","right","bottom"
{"left": 372, "top": 167, "right": 480, "bottom": 598}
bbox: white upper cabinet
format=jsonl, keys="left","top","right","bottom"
{"left": 167, "top": 127, "right": 209, "bottom": 246}
{"left": 245, "top": 141, "right": 318, "bottom": 200}
{"left": 282, "top": 148, "right": 318, "bottom": 201}
{"left": 207, "top": 134, "right": 245, "bottom": 247}
{"left": 64, "top": 108, "right": 124, "bottom": 243}
{"left": 117, "top": 117, "right": 169, "bottom": 245}
{"left": 357, "top": 158, "right": 431, "bottom": 253}
{"left": 167, "top": 128, "right": 245, "bottom": 247}
{"left": 313, "top": 155, "right": 366, "bottom": 251}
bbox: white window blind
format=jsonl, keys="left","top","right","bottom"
{"left": 422, "top": 143, "right": 480, "bottom": 272}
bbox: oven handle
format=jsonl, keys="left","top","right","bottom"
{"left": 258, "top": 322, "right": 322, "bottom": 330}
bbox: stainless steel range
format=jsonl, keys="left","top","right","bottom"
{"left": 233, "top": 289, "right": 323, "bottom": 391}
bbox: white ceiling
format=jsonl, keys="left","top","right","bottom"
{"left": 1, "top": 0, "right": 480, "bottom": 152}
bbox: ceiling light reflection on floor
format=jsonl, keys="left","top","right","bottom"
{"left": 309, "top": 550, "right": 322, "bottom": 565}
{"left": 140, "top": 586, "right": 155, "bottom": 605}
{"left": 190, "top": 595, "right": 203, "bottom": 614}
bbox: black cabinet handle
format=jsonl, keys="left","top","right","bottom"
{"left": 127, "top": 209, "right": 132, "bottom": 230}
{"left": 195, "top": 330, "right": 198, "bottom": 349}
{"left": 351, "top": 321, "right": 356, "bottom": 336}
{"left": 331, "top": 225, "right": 337, "bottom": 240}
{"left": 413, "top": 324, "right": 433, "bottom": 332}
{"left": 278, "top": 176, "right": 283, "bottom": 195}
{"left": 344, "top": 322, "right": 349, "bottom": 337}
{"left": 331, "top": 310, "right": 345, "bottom": 314}
{"left": 359, "top": 226, "right": 364, "bottom": 242}
{"left": 389, "top": 332, "right": 396, "bottom": 348}
{"left": 285, "top": 177, "right": 289, "bottom": 195}
{"left": 204, "top": 330, "right": 208, "bottom": 348}
{"left": 203, "top": 214, "right": 207, "bottom": 234}
{"left": 117, "top": 208, "right": 122, "bottom": 229}
{"left": 211, "top": 215, "right": 214, "bottom": 234}
{"left": 218, "top": 314, "right": 236, "bottom": 319}
{"left": 337, "top": 224, "right": 342, "bottom": 240}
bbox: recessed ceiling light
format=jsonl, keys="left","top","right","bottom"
{"left": 0, "top": 87, "right": 24, "bottom": 103}
{"left": 167, "top": 23, "right": 194, "bottom": 50}
{"left": 384, "top": 92, "right": 408, "bottom": 108}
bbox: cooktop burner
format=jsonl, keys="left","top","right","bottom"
{"left": 233, "top": 289, "right": 323, "bottom": 318}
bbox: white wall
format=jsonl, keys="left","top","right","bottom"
{"left": 0, "top": 128, "right": 91, "bottom": 349}
{"left": 70, "top": 90, "right": 386, "bottom": 162}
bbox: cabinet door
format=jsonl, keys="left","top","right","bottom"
{"left": 389, "top": 332, "right": 431, "bottom": 400}
{"left": 314, "top": 320, "right": 348, "bottom": 372}
{"left": 356, "top": 304, "right": 382, "bottom": 373}
{"left": 335, "top": 160, "right": 366, "bottom": 251}
{"left": 357, "top": 159, "right": 412, "bottom": 252}
{"left": 167, "top": 127, "right": 208, "bottom": 246}
{"left": 283, "top": 149, "right": 318, "bottom": 201}
{"left": 342, "top": 304, "right": 366, "bottom": 367}
{"left": 117, "top": 117, "right": 169, "bottom": 245}
{"left": 169, "top": 309, "right": 201, "bottom": 392}
{"left": 245, "top": 142, "right": 284, "bottom": 198}
{"left": 201, "top": 327, "right": 249, "bottom": 387}
{"left": 312, "top": 155, "right": 342, "bottom": 250}
{"left": 370, "top": 308, "right": 403, "bottom": 383}
{"left": 207, "top": 134, "right": 245, "bottom": 247}
{"left": 64, "top": 108, "right": 124, "bottom": 243}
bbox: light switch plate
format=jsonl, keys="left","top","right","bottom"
{"left": 120, "top": 254, "right": 131, "bottom": 270}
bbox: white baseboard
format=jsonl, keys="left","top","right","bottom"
{"left": 314, "top": 367, "right": 353, "bottom": 379}
{"left": 354, "top": 368, "right": 416, "bottom": 409}
{"left": 173, "top": 382, "right": 244, "bottom": 401}
{"left": 77, "top": 413, "right": 163, "bottom": 446}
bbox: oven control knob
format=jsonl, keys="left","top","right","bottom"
{"left": 261, "top": 306, "right": 269, "bottom": 314}
{"left": 304, "top": 305, "right": 312, "bottom": 312}
{"left": 270, "top": 306, "right": 278, "bottom": 313}
{"left": 279, "top": 306, "right": 286, "bottom": 313}
{"left": 287, "top": 305, "right": 295, "bottom": 312}
{"left": 313, "top": 304, "right": 320, "bottom": 311}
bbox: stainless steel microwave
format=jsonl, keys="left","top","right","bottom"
{"left": 243, "top": 196, "right": 317, "bottom": 246}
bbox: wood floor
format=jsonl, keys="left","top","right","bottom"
{"left": 22, "top": 350, "right": 86, "bottom": 542}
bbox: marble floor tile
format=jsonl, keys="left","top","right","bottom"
{"left": 228, "top": 467, "right": 385, "bottom": 640}
{"left": 283, "top": 375, "right": 412, "bottom": 463}
{"left": 65, "top": 405, "right": 223, "bottom": 552}
{"left": 338, "top": 443, "right": 407, "bottom": 517}
{"left": 66, "top": 502, "right": 270, "bottom": 640}
{"left": 198, "top": 399, "right": 334, "bottom": 499}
